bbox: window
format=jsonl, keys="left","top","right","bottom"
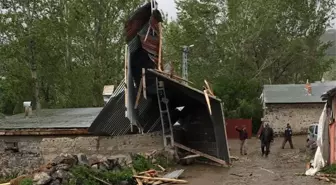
{"left": 308, "top": 126, "right": 314, "bottom": 134}
{"left": 315, "top": 126, "right": 318, "bottom": 135}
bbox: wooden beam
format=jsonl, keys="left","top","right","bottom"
{"left": 158, "top": 23, "right": 163, "bottom": 71}
{"left": 154, "top": 69, "right": 194, "bottom": 84}
{"left": 142, "top": 68, "right": 147, "bottom": 99}
{"left": 132, "top": 168, "right": 144, "bottom": 185}
{"left": 174, "top": 142, "right": 229, "bottom": 166}
{"left": 182, "top": 154, "right": 200, "bottom": 160}
{"left": 204, "top": 89, "right": 212, "bottom": 115}
{"left": 134, "top": 78, "right": 143, "bottom": 109}
{"left": 133, "top": 176, "right": 188, "bottom": 184}
{"left": 204, "top": 80, "right": 214, "bottom": 96}
{"left": 124, "top": 44, "right": 128, "bottom": 108}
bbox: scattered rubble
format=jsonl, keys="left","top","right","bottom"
{"left": 2, "top": 150, "right": 189, "bottom": 185}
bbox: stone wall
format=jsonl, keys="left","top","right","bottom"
{"left": 263, "top": 103, "right": 324, "bottom": 134}
{"left": 0, "top": 132, "right": 163, "bottom": 175}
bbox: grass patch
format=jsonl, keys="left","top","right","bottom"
{"left": 68, "top": 166, "right": 135, "bottom": 185}
{"left": 19, "top": 178, "right": 33, "bottom": 185}
{"left": 0, "top": 170, "right": 20, "bottom": 183}
{"left": 321, "top": 164, "right": 336, "bottom": 174}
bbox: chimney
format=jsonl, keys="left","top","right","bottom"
{"left": 305, "top": 79, "right": 312, "bottom": 96}
{"left": 23, "top": 101, "right": 32, "bottom": 118}
{"left": 103, "top": 85, "right": 114, "bottom": 104}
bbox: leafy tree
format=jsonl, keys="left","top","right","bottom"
{"left": 163, "top": 0, "right": 336, "bottom": 130}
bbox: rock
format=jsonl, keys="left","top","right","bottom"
{"left": 99, "top": 162, "right": 109, "bottom": 171}
{"left": 51, "top": 156, "right": 64, "bottom": 165}
{"left": 52, "top": 154, "right": 77, "bottom": 167}
{"left": 56, "top": 164, "right": 71, "bottom": 171}
{"left": 88, "top": 156, "right": 100, "bottom": 166}
{"left": 77, "top": 153, "right": 89, "bottom": 166}
{"left": 42, "top": 166, "right": 56, "bottom": 175}
{"left": 49, "top": 179, "right": 61, "bottom": 185}
{"left": 52, "top": 170, "right": 69, "bottom": 180}
{"left": 33, "top": 172, "right": 52, "bottom": 185}
{"left": 91, "top": 164, "right": 98, "bottom": 169}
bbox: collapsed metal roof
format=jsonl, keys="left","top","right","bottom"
{"left": 89, "top": 1, "right": 230, "bottom": 164}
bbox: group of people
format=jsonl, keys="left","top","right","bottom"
{"left": 235, "top": 123, "right": 294, "bottom": 157}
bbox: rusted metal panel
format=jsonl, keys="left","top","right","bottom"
{"left": 225, "top": 119, "right": 252, "bottom": 139}
{"left": 0, "top": 128, "right": 89, "bottom": 136}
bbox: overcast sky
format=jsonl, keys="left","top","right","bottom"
{"left": 156, "top": 0, "right": 336, "bottom": 28}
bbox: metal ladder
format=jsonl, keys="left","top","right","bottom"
{"left": 156, "top": 78, "right": 174, "bottom": 147}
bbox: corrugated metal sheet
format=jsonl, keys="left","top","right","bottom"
{"left": 0, "top": 108, "right": 102, "bottom": 129}
{"left": 145, "top": 69, "right": 230, "bottom": 164}
{"left": 262, "top": 81, "right": 336, "bottom": 103}
{"left": 321, "top": 87, "right": 336, "bottom": 101}
{"left": 137, "top": 96, "right": 161, "bottom": 133}
{"left": 89, "top": 92, "right": 131, "bottom": 135}
{"left": 89, "top": 91, "right": 161, "bottom": 136}
{"left": 162, "top": 169, "right": 184, "bottom": 179}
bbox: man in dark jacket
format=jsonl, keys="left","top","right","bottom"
{"left": 259, "top": 123, "right": 274, "bottom": 157}
{"left": 235, "top": 126, "right": 248, "bottom": 155}
{"left": 282, "top": 123, "right": 294, "bottom": 149}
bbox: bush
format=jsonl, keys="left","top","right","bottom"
{"left": 321, "top": 164, "right": 336, "bottom": 174}
{"left": 19, "top": 178, "right": 33, "bottom": 185}
{"left": 68, "top": 165, "right": 135, "bottom": 185}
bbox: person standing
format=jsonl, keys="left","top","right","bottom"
{"left": 282, "top": 123, "right": 294, "bottom": 149}
{"left": 235, "top": 125, "right": 248, "bottom": 155}
{"left": 259, "top": 123, "right": 274, "bottom": 157}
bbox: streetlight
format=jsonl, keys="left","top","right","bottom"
{"left": 182, "top": 44, "right": 194, "bottom": 85}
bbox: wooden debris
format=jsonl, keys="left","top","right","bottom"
{"left": 295, "top": 173, "right": 306, "bottom": 176}
{"left": 317, "top": 173, "right": 336, "bottom": 177}
{"left": 133, "top": 175, "right": 188, "bottom": 184}
{"left": 132, "top": 168, "right": 144, "bottom": 185}
{"left": 203, "top": 89, "right": 212, "bottom": 115}
{"left": 0, "top": 183, "right": 10, "bottom": 185}
{"left": 88, "top": 174, "right": 113, "bottom": 185}
{"left": 230, "top": 156, "right": 239, "bottom": 161}
{"left": 174, "top": 142, "right": 229, "bottom": 166}
{"left": 196, "top": 159, "right": 226, "bottom": 167}
{"left": 142, "top": 68, "right": 147, "bottom": 99}
{"left": 182, "top": 154, "right": 200, "bottom": 160}
{"left": 158, "top": 23, "right": 163, "bottom": 71}
{"left": 230, "top": 173, "right": 244, "bottom": 177}
{"left": 315, "top": 176, "right": 331, "bottom": 182}
{"left": 259, "top": 167, "right": 275, "bottom": 174}
{"left": 204, "top": 80, "right": 214, "bottom": 96}
{"left": 154, "top": 69, "right": 194, "bottom": 84}
{"left": 134, "top": 78, "right": 143, "bottom": 109}
{"left": 157, "top": 164, "right": 166, "bottom": 172}
{"left": 124, "top": 44, "right": 128, "bottom": 108}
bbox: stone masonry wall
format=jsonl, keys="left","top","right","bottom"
{"left": 263, "top": 103, "right": 324, "bottom": 134}
{"left": 0, "top": 132, "right": 163, "bottom": 175}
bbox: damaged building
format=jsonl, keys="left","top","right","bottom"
{"left": 89, "top": 2, "right": 231, "bottom": 165}
{"left": 261, "top": 81, "right": 336, "bottom": 134}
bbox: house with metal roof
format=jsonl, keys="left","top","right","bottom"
{"left": 261, "top": 81, "right": 336, "bottom": 134}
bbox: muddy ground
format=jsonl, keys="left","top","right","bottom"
{"left": 182, "top": 136, "right": 328, "bottom": 185}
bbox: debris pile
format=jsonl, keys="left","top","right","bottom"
{"left": 133, "top": 169, "right": 187, "bottom": 184}
{"left": 2, "top": 150, "right": 188, "bottom": 185}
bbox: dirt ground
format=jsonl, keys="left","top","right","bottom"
{"left": 181, "top": 136, "right": 328, "bottom": 185}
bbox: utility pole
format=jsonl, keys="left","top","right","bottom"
{"left": 182, "top": 45, "right": 194, "bottom": 85}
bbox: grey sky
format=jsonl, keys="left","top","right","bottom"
{"left": 156, "top": 0, "right": 336, "bottom": 28}
{"left": 156, "top": 0, "right": 177, "bottom": 20}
